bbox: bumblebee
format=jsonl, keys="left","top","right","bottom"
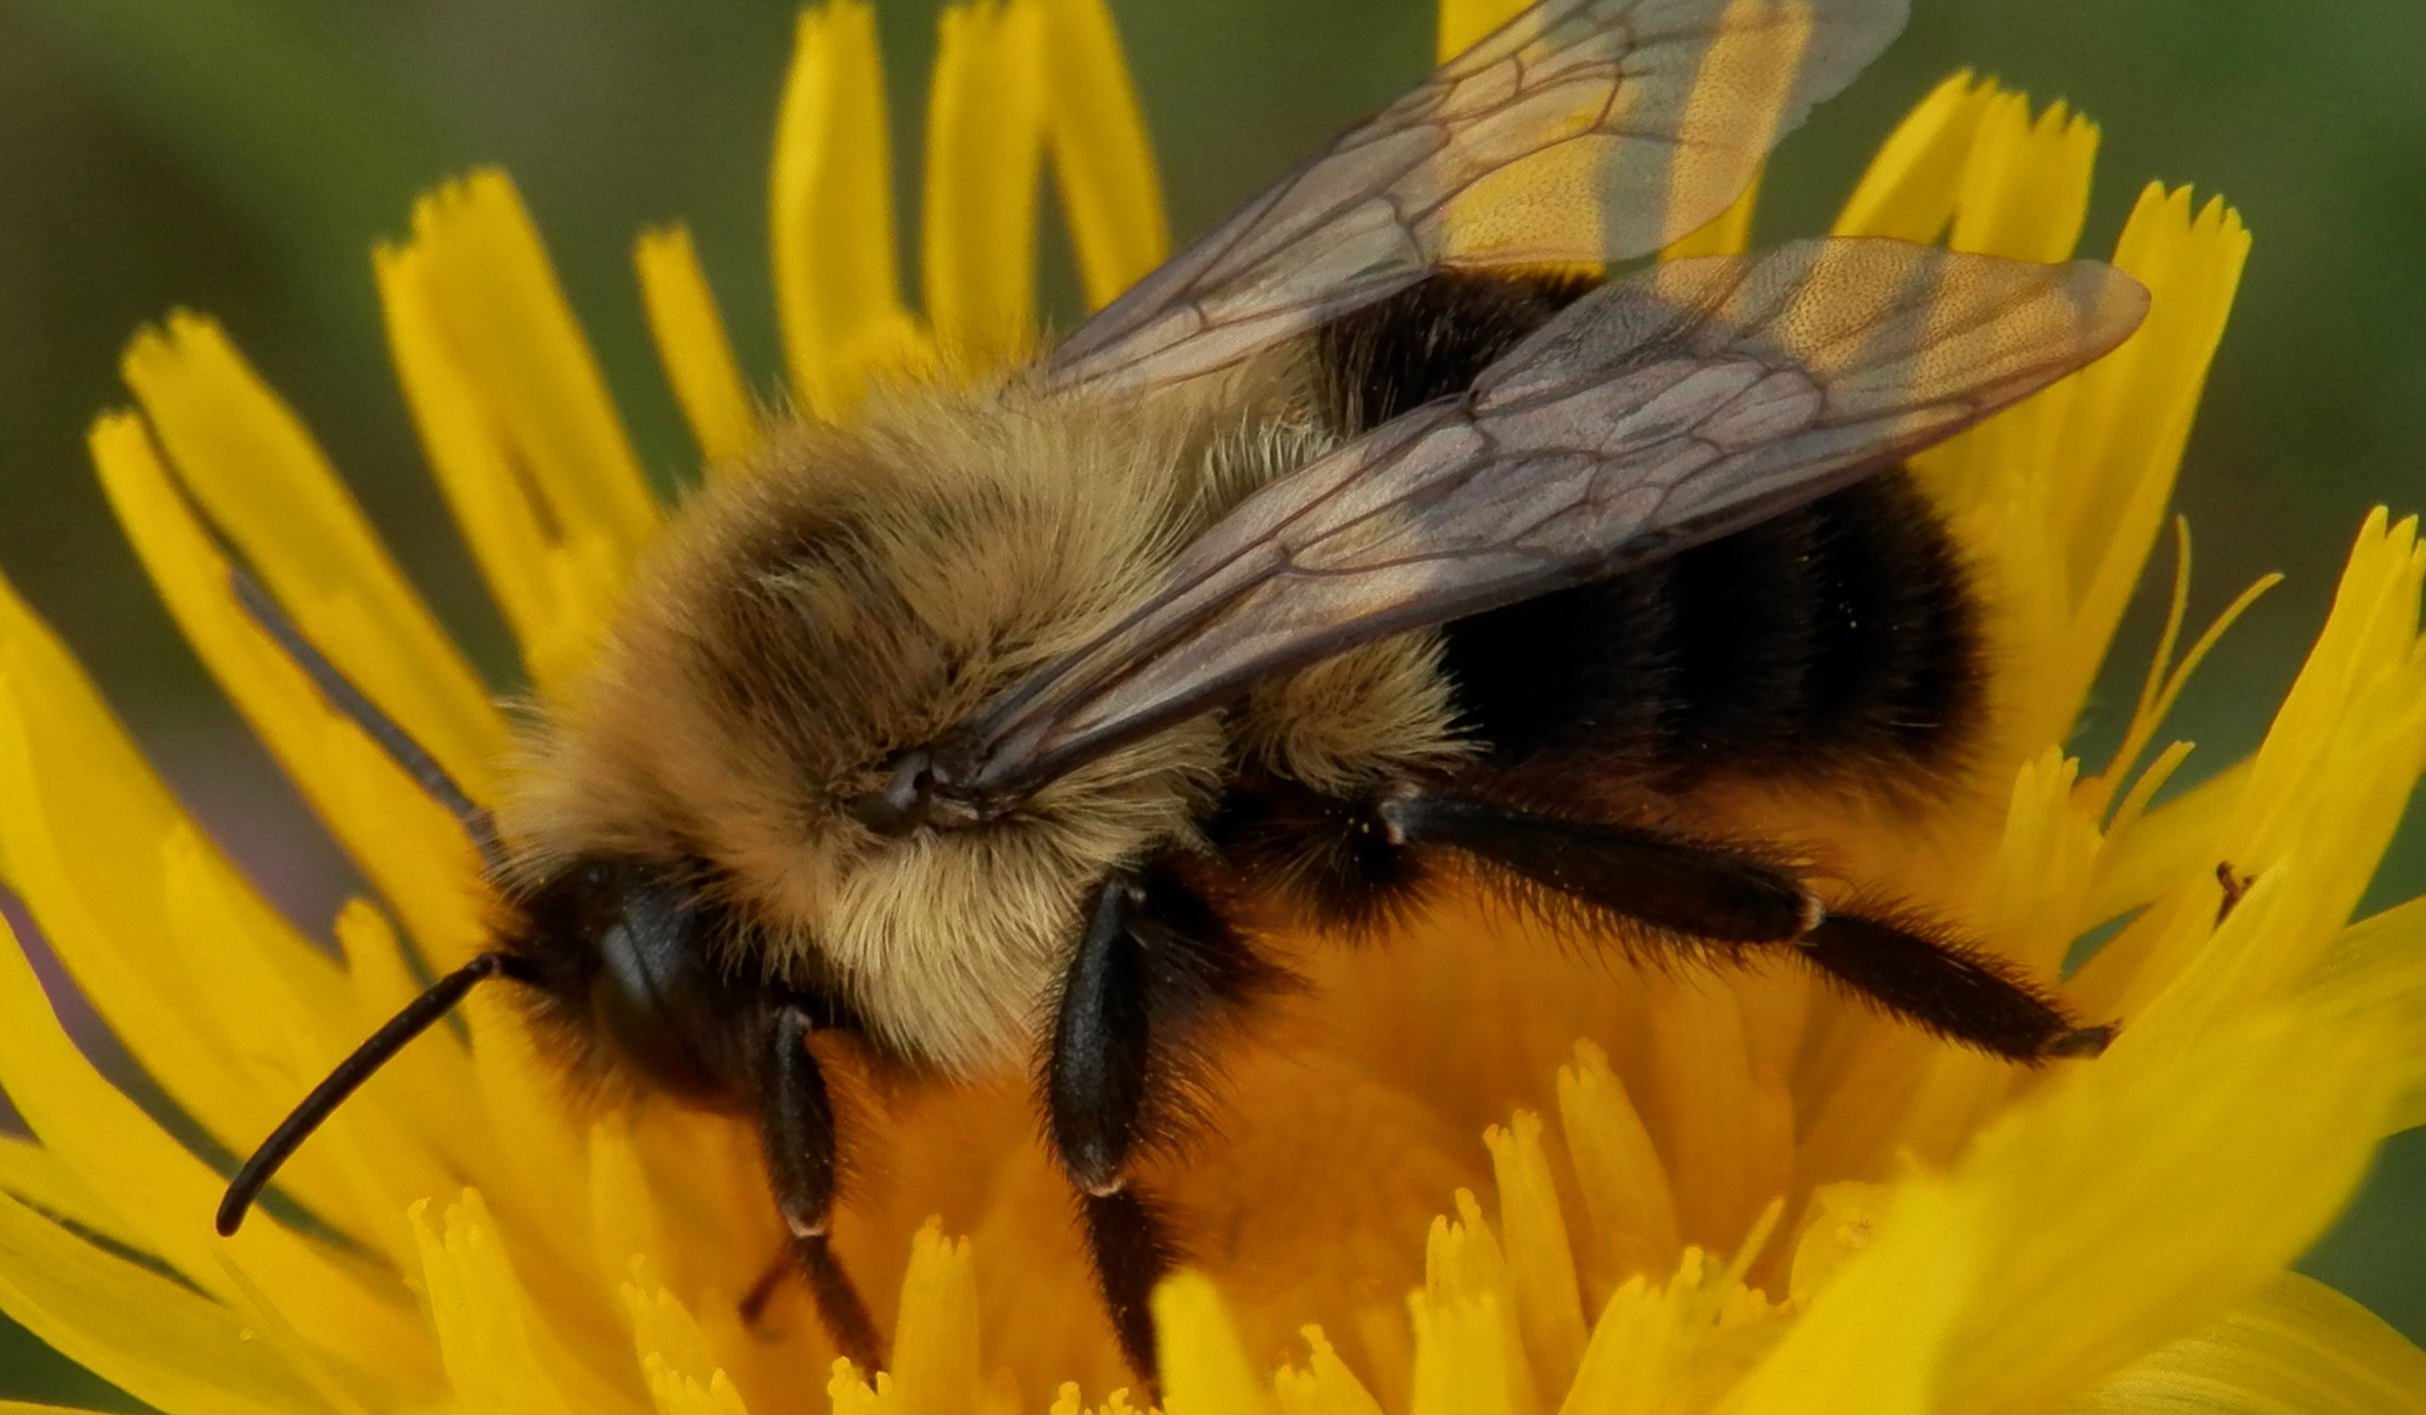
{"left": 220, "top": 0, "right": 2145, "bottom": 1388}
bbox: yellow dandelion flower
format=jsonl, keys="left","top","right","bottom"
{"left": 1, "top": 2, "right": 2423, "bottom": 1415}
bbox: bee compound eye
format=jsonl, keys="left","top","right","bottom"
{"left": 590, "top": 883, "right": 742, "bottom": 1104}
{"left": 845, "top": 749, "right": 939, "bottom": 835}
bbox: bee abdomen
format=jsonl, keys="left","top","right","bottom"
{"left": 1314, "top": 269, "right": 1983, "bottom": 794}
{"left": 1438, "top": 473, "right": 1983, "bottom": 787}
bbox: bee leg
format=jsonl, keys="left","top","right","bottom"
{"left": 762, "top": 1003, "right": 887, "bottom": 1373}
{"left": 1077, "top": 1184, "right": 1183, "bottom": 1402}
{"left": 1793, "top": 910, "right": 2114, "bottom": 1059}
{"left": 1047, "top": 870, "right": 1184, "bottom": 1394}
{"left": 737, "top": 1244, "right": 792, "bottom": 1327}
{"left": 1379, "top": 794, "right": 2112, "bottom": 1061}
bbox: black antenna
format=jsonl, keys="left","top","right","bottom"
{"left": 227, "top": 564, "right": 508, "bottom": 876}
{"left": 218, "top": 950, "right": 534, "bottom": 1235}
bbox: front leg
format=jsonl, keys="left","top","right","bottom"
{"left": 760, "top": 1003, "right": 887, "bottom": 1373}
{"left": 1047, "top": 871, "right": 1182, "bottom": 1391}
{"left": 1045, "top": 859, "right": 1283, "bottom": 1391}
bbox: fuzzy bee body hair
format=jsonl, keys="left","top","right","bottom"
{"left": 217, "top": 0, "right": 2151, "bottom": 1391}
{"left": 500, "top": 365, "right": 1467, "bottom": 1078}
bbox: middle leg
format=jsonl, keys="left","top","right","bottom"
{"left": 1044, "top": 856, "right": 1285, "bottom": 1391}
{"left": 760, "top": 1003, "right": 888, "bottom": 1371}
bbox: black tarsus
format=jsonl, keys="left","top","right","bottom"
{"left": 1383, "top": 791, "right": 2111, "bottom": 1062}
{"left": 761, "top": 1004, "right": 885, "bottom": 1374}
{"left": 1081, "top": 1185, "right": 1182, "bottom": 1402}
{"left": 1797, "top": 911, "right": 2113, "bottom": 1060}
{"left": 228, "top": 563, "right": 507, "bottom": 876}
{"left": 739, "top": 1244, "right": 792, "bottom": 1328}
{"left": 218, "top": 949, "right": 538, "bottom": 1236}
{"left": 794, "top": 1231, "right": 884, "bottom": 1374}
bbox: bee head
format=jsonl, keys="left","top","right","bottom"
{"left": 497, "top": 856, "right": 772, "bottom": 1109}
{"left": 213, "top": 855, "right": 847, "bottom": 1239}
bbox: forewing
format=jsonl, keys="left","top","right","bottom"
{"left": 1041, "top": 0, "right": 1910, "bottom": 393}
{"left": 951, "top": 240, "right": 2148, "bottom": 794}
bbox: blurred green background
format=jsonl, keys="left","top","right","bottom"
{"left": 1, "top": 0, "right": 2421, "bottom": 1405}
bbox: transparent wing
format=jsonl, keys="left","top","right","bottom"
{"left": 948, "top": 240, "right": 2149, "bottom": 796}
{"left": 1041, "top": 0, "right": 1911, "bottom": 393}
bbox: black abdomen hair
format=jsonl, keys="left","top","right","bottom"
{"left": 1315, "top": 270, "right": 1984, "bottom": 793}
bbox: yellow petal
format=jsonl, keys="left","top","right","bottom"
{"left": 2068, "top": 1272, "right": 2426, "bottom": 1415}
{"left": 1420, "top": 1194, "right": 1538, "bottom": 1415}
{"left": 407, "top": 170, "right": 656, "bottom": 557}
{"left": 1976, "top": 747, "right": 2099, "bottom": 977}
{"left": 1782, "top": 1181, "right": 1892, "bottom": 1306}
{"left": 1934, "top": 1007, "right": 2395, "bottom": 1414}
{"left": 592, "top": 1123, "right": 671, "bottom": 1307}
{"left": 1428, "top": 1193, "right": 1512, "bottom": 1309}
{"left": 829, "top": 1361, "right": 883, "bottom": 1415}
{"left": 1437, "top": 0, "right": 1528, "bottom": 60}
{"left": 1408, "top": 1289, "right": 1526, "bottom": 1415}
{"left": 1833, "top": 71, "right": 1992, "bottom": 242}
{"left": 0, "top": 557, "right": 466, "bottom": 1254}
{"left": 1156, "top": 1271, "right": 1278, "bottom": 1415}
{"left": 2087, "top": 512, "right": 2426, "bottom": 1028}
{"left": 1446, "top": 0, "right": 1808, "bottom": 271}
{"left": 772, "top": 1, "right": 930, "bottom": 421}
{"left": 1485, "top": 1113, "right": 1587, "bottom": 1391}
{"left": 89, "top": 412, "right": 489, "bottom": 975}
{"left": 925, "top": 0, "right": 1048, "bottom": 363}
{"left": 0, "top": 908, "right": 438, "bottom": 1393}
{"left": 0, "top": 1186, "right": 346, "bottom": 1415}
{"left": 2038, "top": 186, "right": 2251, "bottom": 727}
{"left": 375, "top": 239, "right": 555, "bottom": 658}
{"left": 2306, "top": 893, "right": 2426, "bottom": 1134}
{"left": 379, "top": 170, "right": 657, "bottom": 686}
{"left": 412, "top": 1192, "right": 582, "bottom": 1415}
{"left": 1555, "top": 1040, "right": 1681, "bottom": 1280}
{"left": 623, "top": 1267, "right": 754, "bottom": 1415}
{"left": 1841, "top": 75, "right": 2092, "bottom": 268}
{"left": 645, "top": 1364, "right": 751, "bottom": 1415}
{"left": 2214, "top": 515, "right": 2426, "bottom": 928}
{"left": 1722, "top": 1179, "right": 1967, "bottom": 1415}
{"left": 1644, "top": 973, "right": 1792, "bottom": 1252}
{"left": 590, "top": 1109, "right": 831, "bottom": 1409}
{"left": 377, "top": 242, "right": 587, "bottom": 687}
{"left": 324, "top": 902, "right": 498, "bottom": 1220}
{"left": 1903, "top": 166, "right": 2247, "bottom": 786}
{"left": 1040, "top": 0, "right": 1168, "bottom": 310}
{"left": 1948, "top": 94, "right": 2097, "bottom": 263}
{"left": 448, "top": 988, "right": 619, "bottom": 1330}
{"left": 890, "top": 1222, "right": 982, "bottom": 1415}
{"left": 0, "top": 1137, "right": 149, "bottom": 1258}
{"left": 2084, "top": 759, "right": 2245, "bottom": 929}
{"left": 614, "top": 1107, "right": 792, "bottom": 1325}
{"left": 1273, "top": 1327, "right": 1386, "bottom": 1415}
{"left": 636, "top": 225, "right": 761, "bottom": 470}
{"left": 1556, "top": 1238, "right": 1787, "bottom": 1415}
{"left": 117, "top": 314, "right": 500, "bottom": 788}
